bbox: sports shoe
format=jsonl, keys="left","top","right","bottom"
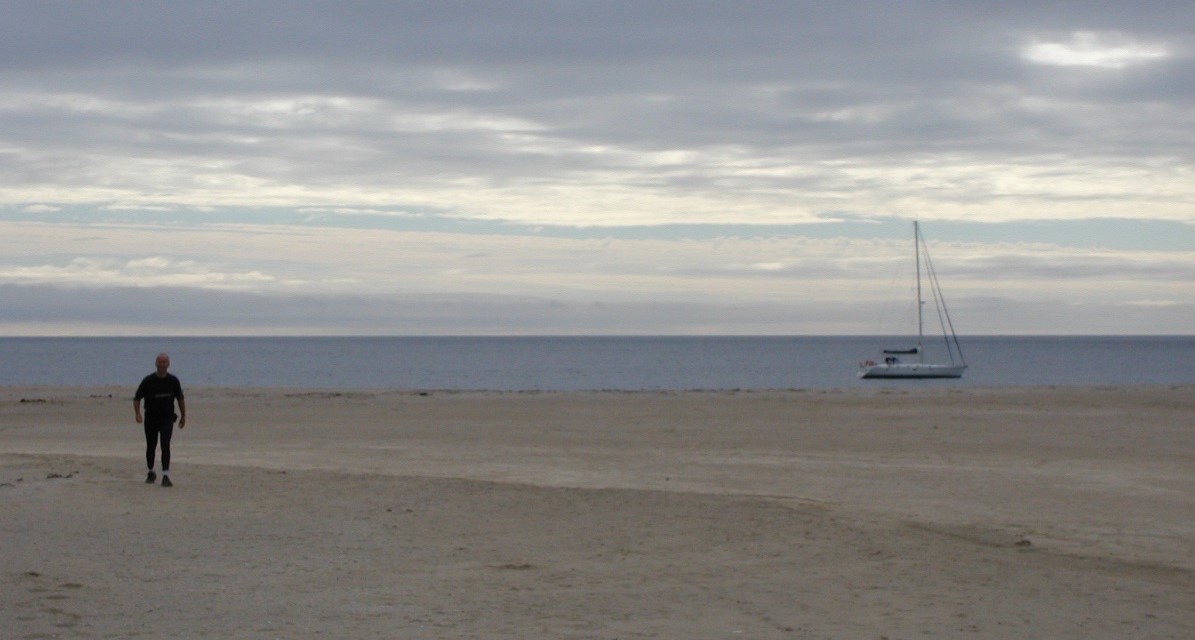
{"left": 145, "top": 471, "right": 157, "bottom": 484}
{"left": 161, "top": 475, "right": 173, "bottom": 487}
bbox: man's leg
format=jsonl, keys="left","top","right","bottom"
{"left": 144, "top": 422, "right": 158, "bottom": 482}
{"left": 144, "top": 422, "right": 159, "bottom": 469}
{"left": 159, "top": 421, "right": 174, "bottom": 472}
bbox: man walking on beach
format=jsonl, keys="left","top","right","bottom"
{"left": 134, "top": 353, "right": 186, "bottom": 487}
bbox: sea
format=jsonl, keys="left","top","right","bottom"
{"left": 1, "top": 335, "right": 1192, "bottom": 391}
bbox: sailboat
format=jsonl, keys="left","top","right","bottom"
{"left": 858, "top": 221, "right": 967, "bottom": 379}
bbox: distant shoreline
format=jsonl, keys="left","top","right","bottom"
{"left": 4, "top": 381, "right": 1195, "bottom": 393}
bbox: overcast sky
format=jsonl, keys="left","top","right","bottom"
{"left": 2, "top": 1, "right": 1192, "bottom": 335}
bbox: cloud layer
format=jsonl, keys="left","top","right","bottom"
{"left": 1, "top": 2, "right": 1192, "bottom": 334}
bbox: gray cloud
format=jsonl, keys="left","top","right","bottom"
{"left": 1, "top": 1, "right": 1192, "bottom": 334}
{"left": 4, "top": 281, "right": 1191, "bottom": 336}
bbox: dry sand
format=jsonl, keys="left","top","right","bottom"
{"left": 2, "top": 385, "right": 1193, "bottom": 639}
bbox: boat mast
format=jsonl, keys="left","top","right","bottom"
{"left": 914, "top": 221, "right": 924, "bottom": 362}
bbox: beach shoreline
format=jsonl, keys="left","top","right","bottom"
{"left": 4, "top": 385, "right": 1193, "bottom": 638}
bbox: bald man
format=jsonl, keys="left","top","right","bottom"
{"left": 134, "top": 353, "right": 187, "bottom": 486}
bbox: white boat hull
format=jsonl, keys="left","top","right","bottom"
{"left": 858, "top": 363, "right": 966, "bottom": 379}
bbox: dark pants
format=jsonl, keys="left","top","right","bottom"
{"left": 144, "top": 419, "right": 175, "bottom": 471}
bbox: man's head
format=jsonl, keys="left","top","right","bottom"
{"left": 155, "top": 353, "right": 170, "bottom": 377}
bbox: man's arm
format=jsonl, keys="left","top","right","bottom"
{"left": 177, "top": 397, "right": 187, "bottom": 429}
{"left": 133, "top": 398, "right": 142, "bottom": 424}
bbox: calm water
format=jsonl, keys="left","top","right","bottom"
{"left": 1, "top": 336, "right": 1192, "bottom": 391}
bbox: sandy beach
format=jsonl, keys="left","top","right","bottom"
{"left": 3, "top": 385, "right": 1193, "bottom": 638}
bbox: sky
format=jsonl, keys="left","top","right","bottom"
{"left": 1, "top": 1, "right": 1192, "bottom": 336}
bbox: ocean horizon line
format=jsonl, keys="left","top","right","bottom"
{"left": 2, "top": 335, "right": 1192, "bottom": 390}
{"left": 5, "top": 333, "right": 1192, "bottom": 339}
